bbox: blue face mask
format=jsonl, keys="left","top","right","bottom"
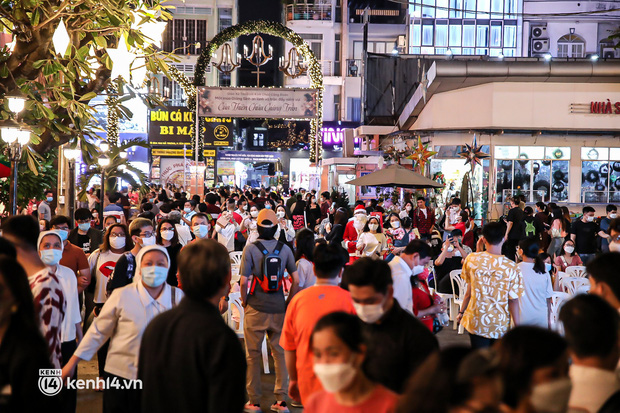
{"left": 545, "top": 263, "right": 552, "bottom": 273}
{"left": 56, "top": 229, "right": 68, "bottom": 242}
{"left": 265, "top": 204, "right": 272, "bottom": 209}
{"left": 46, "top": 197, "right": 53, "bottom": 203}
{"left": 78, "top": 223, "right": 90, "bottom": 232}
{"left": 40, "top": 249, "right": 63, "bottom": 266}
{"left": 193, "top": 224, "right": 209, "bottom": 239}
{"left": 141, "top": 266, "right": 168, "bottom": 288}
{"left": 184, "top": 207, "right": 192, "bottom": 213}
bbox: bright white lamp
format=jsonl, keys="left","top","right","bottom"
{"left": 52, "top": 19, "right": 71, "bottom": 56}
{"left": 6, "top": 90, "right": 26, "bottom": 114}
{"left": 119, "top": 150, "right": 128, "bottom": 159}
{"left": 63, "top": 147, "right": 80, "bottom": 160}
{"left": 98, "top": 156, "right": 110, "bottom": 167}
{"left": 0, "top": 119, "right": 28, "bottom": 144}
{"left": 100, "top": 141, "right": 110, "bottom": 152}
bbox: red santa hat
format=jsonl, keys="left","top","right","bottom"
{"left": 354, "top": 205, "right": 367, "bottom": 214}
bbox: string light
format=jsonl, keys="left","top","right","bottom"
{"left": 105, "top": 84, "right": 120, "bottom": 147}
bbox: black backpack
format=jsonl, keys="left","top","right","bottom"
{"left": 249, "top": 241, "right": 284, "bottom": 295}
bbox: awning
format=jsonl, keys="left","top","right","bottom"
{"left": 346, "top": 163, "right": 443, "bottom": 189}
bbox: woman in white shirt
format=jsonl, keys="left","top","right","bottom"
{"left": 356, "top": 216, "right": 387, "bottom": 259}
{"left": 516, "top": 237, "right": 553, "bottom": 328}
{"left": 62, "top": 245, "right": 184, "bottom": 413}
{"left": 241, "top": 205, "right": 260, "bottom": 245}
{"left": 295, "top": 228, "right": 317, "bottom": 289}
{"left": 275, "top": 205, "right": 295, "bottom": 243}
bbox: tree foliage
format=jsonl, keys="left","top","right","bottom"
{"left": 0, "top": 0, "right": 174, "bottom": 159}
{"left": 0, "top": 149, "right": 57, "bottom": 208}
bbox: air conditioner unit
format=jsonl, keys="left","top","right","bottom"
{"left": 602, "top": 47, "right": 617, "bottom": 59}
{"left": 532, "top": 38, "right": 550, "bottom": 53}
{"left": 531, "top": 25, "right": 547, "bottom": 39}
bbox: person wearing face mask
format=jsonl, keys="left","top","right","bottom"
{"left": 275, "top": 205, "right": 295, "bottom": 244}
{"left": 86, "top": 223, "right": 133, "bottom": 385}
{"left": 598, "top": 204, "right": 617, "bottom": 253}
{"left": 241, "top": 206, "right": 260, "bottom": 244}
{"left": 235, "top": 199, "right": 249, "bottom": 221}
{"left": 103, "top": 215, "right": 118, "bottom": 232}
{"left": 305, "top": 312, "right": 398, "bottom": 413}
{"left": 496, "top": 327, "right": 570, "bottom": 413}
{"left": 343, "top": 205, "right": 369, "bottom": 260}
{"left": 214, "top": 209, "right": 240, "bottom": 252}
{"left": 62, "top": 245, "right": 183, "bottom": 413}
{"left": 560, "top": 295, "right": 620, "bottom": 413}
{"left": 38, "top": 230, "right": 83, "bottom": 413}
{"left": 413, "top": 197, "right": 435, "bottom": 241}
{"left": 345, "top": 258, "right": 438, "bottom": 393}
{"left": 106, "top": 218, "right": 155, "bottom": 296}
{"left": 156, "top": 219, "right": 182, "bottom": 287}
{"left": 514, "top": 238, "right": 553, "bottom": 329}
{"left": 398, "top": 347, "right": 504, "bottom": 413}
{"left": 39, "top": 218, "right": 49, "bottom": 232}
{"left": 68, "top": 208, "right": 103, "bottom": 254}
{"left": 182, "top": 200, "right": 197, "bottom": 224}
{"left": 385, "top": 214, "right": 410, "bottom": 262}
{"left": 325, "top": 208, "right": 348, "bottom": 247}
{"left": 50, "top": 215, "right": 92, "bottom": 296}
{"left": 138, "top": 239, "right": 245, "bottom": 413}
{"left": 553, "top": 239, "right": 582, "bottom": 273}
{"left": 91, "top": 208, "right": 102, "bottom": 230}
{"left": 570, "top": 206, "right": 600, "bottom": 265}
{"left": 319, "top": 191, "right": 331, "bottom": 221}
{"left": 38, "top": 189, "right": 54, "bottom": 221}
{"left": 190, "top": 213, "right": 212, "bottom": 243}
{"left": 399, "top": 201, "right": 414, "bottom": 220}
{"left": 280, "top": 244, "right": 355, "bottom": 408}
{"left": 389, "top": 240, "right": 431, "bottom": 315}
{"left": 356, "top": 216, "right": 387, "bottom": 259}
{"left": 434, "top": 229, "right": 471, "bottom": 295}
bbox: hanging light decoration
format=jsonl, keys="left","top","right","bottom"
{"left": 106, "top": 35, "right": 136, "bottom": 81}
{"left": 212, "top": 43, "right": 240, "bottom": 75}
{"left": 279, "top": 47, "right": 306, "bottom": 78}
{"left": 52, "top": 19, "right": 71, "bottom": 56}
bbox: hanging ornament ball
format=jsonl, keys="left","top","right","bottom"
{"left": 585, "top": 170, "right": 600, "bottom": 183}
{"left": 553, "top": 170, "right": 566, "bottom": 182}
{"left": 532, "top": 162, "right": 540, "bottom": 175}
{"left": 614, "top": 178, "right": 620, "bottom": 191}
{"left": 501, "top": 160, "right": 512, "bottom": 170}
{"left": 613, "top": 162, "right": 620, "bottom": 172}
{"left": 595, "top": 182, "right": 606, "bottom": 192}
{"left": 600, "top": 163, "right": 609, "bottom": 178}
{"left": 552, "top": 181, "right": 565, "bottom": 193}
{"left": 542, "top": 160, "right": 552, "bottom": 166}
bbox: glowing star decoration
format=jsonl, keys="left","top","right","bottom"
{"left": 52, "top": 19, "right": 71, "bottom": 56}
{"left": 458, "top": 135, "right": 490, "bottom": 172}
{"left": 407, "top": 137, "right": 437, "bottom": 170}
{"left": 106, "top": 37, "right": 136, "bottom": 81}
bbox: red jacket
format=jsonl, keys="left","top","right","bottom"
{"left": 413, "top": 207, "right": 435, "bottom": 235}
{"left": 343, "top": 220, "right": 360, "bottom": 254}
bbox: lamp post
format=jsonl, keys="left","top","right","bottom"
{"left": 63, "top": 147, "right": 80, "bottom": 226}
{"left": 98, "top": 141, "right": 110, "bottom": 221}
{"left": 0, "top": 119, "right": 31, "bottom": 215}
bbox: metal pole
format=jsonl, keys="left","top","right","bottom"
{"left": 68, "top": 161, "right": 75, "bottom": 227}
{"left": 194, "top": 113, "right": 199, "bottom": 197}
{"left": 361, "top": 8, "right": 369, "bottom": 125}
{"left": 99, "top": 167, "right": 105, "bottom": 222}
{"left": 10, "top": 154, "right": 18, "bottom": 216}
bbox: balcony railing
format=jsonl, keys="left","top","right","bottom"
{"left": 346, "top": 59, "right": 361, "bottom": 77}
{"left": 286, "top": 4, "right": 333, "bottom": 21}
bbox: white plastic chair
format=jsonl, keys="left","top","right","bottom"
{"left": 561, "top": 277, "right": 590, "bottom": 296}
{"left": 429, "top": 267, "right": 454, "bottom": 321}
{"left": 225, "top": 292, "right": 270, "bottom": 374}
{"left": 549, "top": 291, "right": 570, "bottom": 331}
{"left": 230, "top": 251, "right": 243, "bottom": 266}
{"left": 554, "top": 271, "right": 567, "bottom": 292}
{"left": 565, "top": 265, "right": 587, "bottom": 279}
{"left": 231, "top": 266, "right": 241, "bottom": 285}
{"left": 449, "top": 270, "right": 467, "bottom": 334}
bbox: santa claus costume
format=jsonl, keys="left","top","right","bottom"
{"left": 343, "top": 204, "right": 369, "bottom": 263}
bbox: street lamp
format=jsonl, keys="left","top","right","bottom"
{"left": 63, "top": 147, "right": 80, "bottom": 226}
{"left": 100, "top": 141, "right": 110, "bottom": 152}
{"left": 0, "top": 119, "right": 31, "bottom": 215}
{"left": 5, "top": 90, "right": 26, "bottom": 114}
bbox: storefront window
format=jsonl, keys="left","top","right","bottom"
{"left": 449, "top": 24, "right": 462, "bottom": 46}
{"left": 422, "top": 24, "right": 434, "bottom": 45}
{"left": 581, "top": 147, "right": 620, "bottom": 203}
{"left": 463, "top": 24, "right": 475, "bottom": 47}
{"left": 436, "top": 24, "right": 448, "bottom": 47}
{"left": 495, "top": 146, "right": 570, "bottom": 203}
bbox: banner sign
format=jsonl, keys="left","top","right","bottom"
{"left": 197, "top": 87, "right": 318, "bottom": 119}
{"left": 152, "top": 148, "right": 216, "bottom": 157}
{"left": 218, "top": 150, "right": 281, "bottom": 163}
{"left": 149, "top": 106, "right": 193, "bottom": 147}
{"left": 203, "top": 117, "right": 234, "bottom": 147}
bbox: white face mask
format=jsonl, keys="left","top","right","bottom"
{"left": 564, "top": 245, "right": 574, "bottom": 254}
{"left": 40, "top": 249, "right": 62, "bottom": 266}
{"left": 353, "top": 301, "right": 385, "bottom": 324}
{"left": 610, "top": 242, "right": 620, "bottom": 253}
{"left": 161, "top": 230, "right": 174, "bottom": 241}
{"left": 610, "top": 213, "right": 618, "bottom": 219}
{"left": 391, "top": 221, "right": 400, "bottom": 229}
{"left": 141, "top": 266, "right": 168, "bottom": 288}
{"left": 193, "top": 224, "right": 209, "bottom": 239}
{"left": 368, "top": 223, "right": 378, "bottom": 231}
{"left": 313, "top": 360, "right": 357, "bottom": 393}
{"left": 250, "top": 210, "right": 259, "bottom": 218}
{"left": 141, "top": 235, "right": 156, "bottom": 246}
{"left": 405, "top": 205, "right": 412, "bottom": 211}
{"left": 277, "top": 211, "right": 286, "bottom": 219}
{"left": 586, "top": 215, "right": 595, "bottom": 223}
{"left": 447, "top": 245, "right": 454, "bottom": 252}
{"left": 413, "top": 265, "right": 425, "bottom": 275}
{"left": 110, "top": 236, "right": 126, "bottom": 250}
{"left": 530, "top": 378, "right": 572, "bottom": 413}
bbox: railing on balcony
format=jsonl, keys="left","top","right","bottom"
{"left": 286, "top": 4, "right": 333, "bottom": 21}
{"left": 319, "top": 60, "right": 333, "bottom": 76}
{"left": 346, "top": 59, "right": 361, "bottom": 77}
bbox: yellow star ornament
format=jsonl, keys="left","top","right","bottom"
{"left": 407, "top": 137, "right": 437, "bottom": 170}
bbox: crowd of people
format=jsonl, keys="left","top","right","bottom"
{"left": 2, "top": 184, "right": 620, "bottom": 413}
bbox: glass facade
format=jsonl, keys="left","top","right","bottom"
{"left": 408, "top": 0, "right": 519, "bottom": 56}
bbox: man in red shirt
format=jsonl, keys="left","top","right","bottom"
{"left": 319, "top": 192, "right": 331, "bottom": 221}
{"left": 413, "top": 196, "right": 435, "bottom": 241}
{"left": 280, "top": 243, "right": 355, "bottom": 406}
